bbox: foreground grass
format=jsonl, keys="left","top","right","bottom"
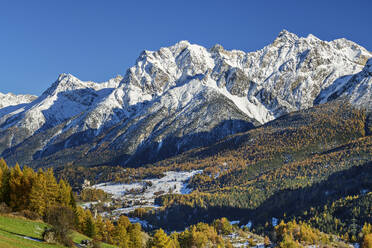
{"left": 0, "top": 215, "right": 116, "bottom": 248}
{"left": 71, "top": 231, "right": 117, "bottom": 248}
{"left": 0, "top": 226, "right": 64, "bottom": 248}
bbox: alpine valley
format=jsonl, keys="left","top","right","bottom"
{"left": 0, "top": 30, "right": 372, "bottom": 247}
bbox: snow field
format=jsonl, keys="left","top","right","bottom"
{"left": 91, "top": 170, "right": 202, "bottom": 214}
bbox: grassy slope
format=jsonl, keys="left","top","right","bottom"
{"left": 0, "top": 215, "right": 63, "bottom": 248}
{"left": 0, "top": 215, "right": 116, "bottom": 248}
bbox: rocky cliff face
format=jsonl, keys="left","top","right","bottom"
{"left": 0, "top": 30, "right": 371, "bottom": 167}
{"left": 315, "top": 56, "right": 372, "bottom": 109}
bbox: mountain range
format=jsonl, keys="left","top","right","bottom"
{"left": 0, "top": 30, "right": 371, "bottom": 168}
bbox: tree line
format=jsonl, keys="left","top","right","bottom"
{"left": 0, "top": 158, "right": 241, "bottom": 248}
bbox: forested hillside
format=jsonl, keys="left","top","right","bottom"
{"left": 56, "top": 101, "right": 372, "bottom": 245}
{"left": 147, "top": 102, "right": 371, "bottom": 240}
{"left": 4, "top": 100, "right": 370, "bottom": 247}
{"left": 147, "top": 102, "right": 371, "bottom": 230}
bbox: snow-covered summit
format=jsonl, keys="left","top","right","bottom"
{"left": 0, "top": 74, "right": 123, "bottom": 142}
{"left": 43, "top": 73, "right": 122, "bottom": 96}
{"left": 0, "top": 92, "right": 36, "bottom": 109}
{"left": 0, "top": 30, "right": 371, "bottom": 167}
{"left": 116, "top": 30, "right": 371, "bottom": 121}
{"left": 274, "top": 29, "right": 300, "bottom": 43}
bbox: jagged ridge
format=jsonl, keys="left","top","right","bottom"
{"left": 0, "top": 30, "right": 371, "bottom": 167}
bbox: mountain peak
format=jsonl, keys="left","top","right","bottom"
{"left": 0, "top": 92, "right": 12, "bottom": 97}
{"left": 175, "top": 40, "right": 191, "bottom": 46}
{"left": 57, "top": 73, "right": 75, "bottom": 81}
{"left": 0, "top": 92, "right": 37, "bottom": 109}
{"left": 168, "top": 40, "right": 194, "bottom": 55}
{"left": 306, "top": 33, "right": 320, "bottom": 41}
{"left": 44, "top": 73, "right": 82, "bottom": 95}
{"left": 210, "top": 44, "right": 225, "bottom": 53}
{"left": 276, "top": 29, "right": 299, "bottom": 42}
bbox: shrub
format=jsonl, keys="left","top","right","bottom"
{"left": 0, "top": 202, "right": 11, "bottom": 214}
{"left": 44, "top": 206, "right": 75, "bottom": 247}
{"left": 42, "top": 228, "right": 57, "bottom": 244}
{"left": 20, "top": 209, "right": 40, "bottom": 220}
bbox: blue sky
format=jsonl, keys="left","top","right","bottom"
{"left": 1, "top": 0, "right": 371, "bottom": 95}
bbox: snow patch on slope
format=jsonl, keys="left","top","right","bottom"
{"left": 92, "top": 170, "right": 202, "bottom": 214}
{"left": 93, "top": 170, "right": 201, "bottom": 199}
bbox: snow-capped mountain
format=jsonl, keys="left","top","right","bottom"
{"left": 0, "top": 92, "right": 37, "bottom": 123}
{"left": 315, "top": 57, "right": 372, "bottom": 109}
{"left": 0, "top": 92, "right": 36, "bottom": 109}
{"left": 0, "top": 30, "right": 371, "bottom": 168}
